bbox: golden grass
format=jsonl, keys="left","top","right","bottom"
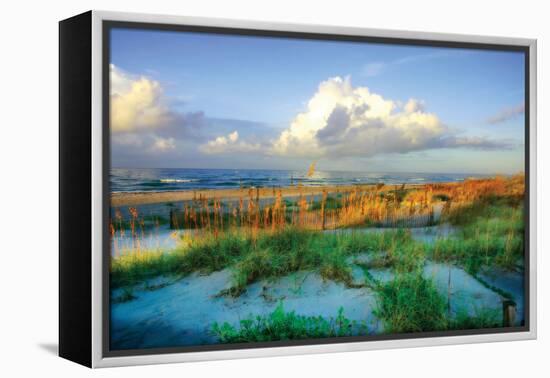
{"left": 110, "top": 174, "right": 525, "bottom": 256}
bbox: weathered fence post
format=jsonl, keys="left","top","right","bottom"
{"left": 502, "top": 299, "right": 517, "bottom": 327}
{"left": 321, "top": 190, "right": 327, "bottom": 230}
{"left": 169, "top": 208, "right": 176, "bottom": 229}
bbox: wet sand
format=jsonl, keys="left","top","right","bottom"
{"left": 111, "top": 183, "right": 423, "bottom": 207}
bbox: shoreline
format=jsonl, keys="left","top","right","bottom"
{"left": 111, "top": 183, "right": 431, "bottom": 207}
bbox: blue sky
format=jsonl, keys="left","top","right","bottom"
{"left": 109, "top": 28, "right": 526, "bottom": 174}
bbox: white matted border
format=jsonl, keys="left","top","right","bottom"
{"left": 91, "top": 10, "right": 537, "bottom": 368}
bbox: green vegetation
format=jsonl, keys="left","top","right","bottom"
{"left": 111, "top": 195, "right": 521, "bottom": 342}
{"left": 210, "top": 290, "right": 501, "bottom": 343}
{"left": 309, "top": 196, "right": 343, "bottom": 211}
{"left": 112, "top": 195, "right": 524, "bottom": 293}
{"left": 372, "top": 272, "right": 502, "bottom": 333}
{"left": 111, "top": 231, "right": 251, "bottom": 288}
{"left": 111, "top": 287, "right": 136, "bottom": 304}
{"left": 433, "top": 193, "right": 450, "bottom": 202}
{"left": 228, "top": 228, "right": 420, "bottom": 295}
{"left": 111, "top": 227, "right": 413, "bottom": 290}
{"left": 382, "top": 184, "right": 410, "bottom": 203}
{"left": 211, "top": 302, "right": 362, "bottom": 343}
{"left": 373, "top": 273, "right": 448, "bottom": 333}
{"left": 111, "top": 214, "right": 170, "bottom": 231}
{"left": 449, "top": 308, "right": 502, "bottom": 330}
{"left": 110, "top": 176, "right": 525, "bottom": 343}
{"left": 430, "top": 195, "right": 524, "bottom": 274}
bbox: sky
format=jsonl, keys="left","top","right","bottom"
{"left": 109, "top": 27, "right": 526, "bottom": 174}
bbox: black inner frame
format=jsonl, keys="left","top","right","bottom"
{"left": 102, "top": 20, "right": 531, "bottom": 358}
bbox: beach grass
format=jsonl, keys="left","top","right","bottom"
{"left": 109, "top": 176, "right": 525, "bottom": 343}
{"left": 370, "top": 271, "right": 503, "bottom": 334}
{"left": 211, "top": 302, "right": 360, "bottom": 343}
{"left": 373, "top": 272, "right": 449, "bottom": 333}
{"left": 110, "top": 175, "right": 525, "bottom": 319}
{"left": 210, "top": 285, "right": 501, "bottom": 343}
{"left": 110, "top": 227, "right": 414, "bottom": 290}
{"left": 429, "top": 194, "right": 524, "bottom": 274}
{"left": 111, "top": 176, "right": 525, "bottom": 291}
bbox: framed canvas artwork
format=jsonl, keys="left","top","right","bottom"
{"left": 59, "top": 10, "right": 537, "bottom": 368}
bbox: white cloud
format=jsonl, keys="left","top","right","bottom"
{"left": 112, "top": 133, "right": 176, "bottom": 154}
{"left": 151, "top": 136, "right": 176, "bottom": 152}
{"left": 109, "top": 66, "right": 209, "bottom": 161}
{"left": 110, "top": 64, "right": 174, "bottom": 132}
{"left": 270, "top": 76, "right": 512, "bottom": 158}
{"left": 228, "top": 131, "right": 239, "bottom": 143}
{"left": 199, "top": 130, "right": 261, "bottom": 154}
{"left": 403, "top": 99, "right": 426, "bottom": 113}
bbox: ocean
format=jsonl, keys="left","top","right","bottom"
{"left": 110, "top": 168, "right": 490, "bottom": 193}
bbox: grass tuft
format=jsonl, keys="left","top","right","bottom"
{"left": 211, "top": 302, "right": 363, "bottom": 343}
{"left": 111, "top": 227, "right": 415, "bottom": 291}
{"left": 374, "top": 273, "right": 448, "bottom": 333}
{"left": 430, "top": 195, "right": 524, "bottom": 273}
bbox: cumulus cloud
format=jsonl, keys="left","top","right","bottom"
{"left": 109, "top": 65, "right": 209, "bottom": 160}
{"left": 270, "top": 76, "right": 513, "bottom": 158}
{"left": 486, "top": 103, "right": 525, "bottom": 124}
{"left": 151, "top": 136, "right": 176, "bottom": 152}
{"left": 199, "top": 131, "right": 261, "bottom": 154}
{"left": 111, "top": 133, "right": 177, "bottom": 155}
{"left": 403, "top": 99, "right": 425, "bottom": 113}
{"left": 110, "top": 64, "right": 176, "bottom": 133}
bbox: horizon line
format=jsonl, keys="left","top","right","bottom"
{"left": 110, "top": 166, "right": 525, "bottom": 176}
